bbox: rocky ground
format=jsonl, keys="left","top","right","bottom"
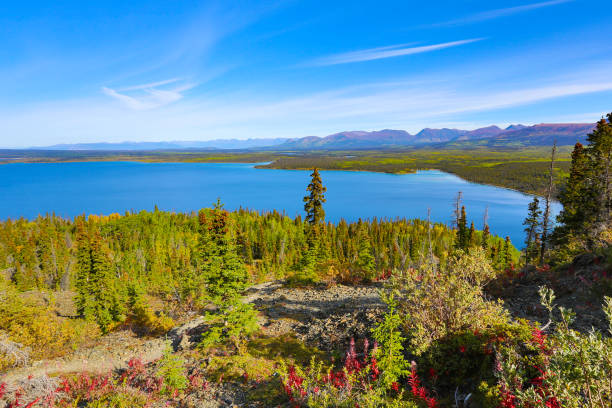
{"left": 0, "top": 281, "right": 387, "bottom": 407}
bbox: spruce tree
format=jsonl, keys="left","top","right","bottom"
{"left": 481, "top": 224, "right": 490, "bottom": 251}
{"left": 199, "top": 200, "right": 248, "bottom": 305}
{"left": 586, "top": 116, "right": 612, "bottom": 235}
{"left": 355, "top": 227, "right": 376, "bottom": 281}
{"left": 89, "top": 230, "right": 116, "bottom": 331}
{"left": 198, "top": 201, "right": 257, "bottom": 349}
{"left": 468, "top": 221, "right": 476, "bottom": 247}
{"left": 74, "top": 222, "right": 122, "bottom": 332}
{"left": 455, "top": 206, "right": 468, "bottom": 250}
{"left": 554, "top": 142, "right": 591, "bottom": 245}
{"left": 74, "top": 221, "right": 93, "bottom": 320}
{"left": 303, "top": 168, "right": 327, "bottom": 226}
{"left": 523, "top": 197, "right": 541, "bottom": 264}
{"left": 503, "top": 236, "right": 512, "bottom": 269}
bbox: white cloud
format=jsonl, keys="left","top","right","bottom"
{"left": 102, "top": 79, "right": 195, "bottom": 110}
{"left": 309, "top": 39, "right": 483, "bottom": 66}
{"left": 433, "top": 0, "right": 574, "bottom": 26}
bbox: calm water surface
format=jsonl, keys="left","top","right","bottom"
{"left": 0, "top": 161, "right": 559, "bottom": 248}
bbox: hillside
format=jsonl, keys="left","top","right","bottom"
{"left": 273, "top": 123, "right": 595, "bottom": 150}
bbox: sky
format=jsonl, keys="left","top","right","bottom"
{"left": 1, "top": 0, "right": 611, "bottom": 147}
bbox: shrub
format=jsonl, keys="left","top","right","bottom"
{"left": 391, "top": 248, "right": 508, "bottom": 355}
{"left": 371, "top": 292, "right": 410, "bottom": 389}
{"left": 279, "top": 298, "right": 429, "bottom": 407}
{"left": 0, "top": 284, "right": 99, "bottom": 367}
{"left": 496, "top": 287, "right": 612, "bottom": 408}
{"left": 156, "top": 344, "right": 188, "bottom": 396}
{"left": 127, "top": 285, "right": 175, "bottom": 336}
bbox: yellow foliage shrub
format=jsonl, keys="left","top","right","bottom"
{"left": 392, "top": 248, "right": 509, "bottom": 355}
{"left": 0, "top": 286, "right": 99, "bottom": 369}
{"left": 129, "top": 295, "right": 175, "bottom": 336}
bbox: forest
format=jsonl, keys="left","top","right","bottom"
{"left": 0, "top": 115, "right": 611, "bottom": 408}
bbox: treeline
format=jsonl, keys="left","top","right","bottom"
{"left": 257, "top": 147, "right": 572, "bottom": 196}
{"left": 0, "top": 207, "right": 514, "bottom": 297}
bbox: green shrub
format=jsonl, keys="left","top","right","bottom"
{"left": 156, "top": 344, "right": 188, "bottom": 396}
{"left": 496, "top": 287, "right": 612, "bottom": 408}
{"left": 391, "top": 248, "right": 509, "bottom": 355}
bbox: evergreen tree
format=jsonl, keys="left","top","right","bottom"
{"left": 303, "top": 168, "right": 327, "bottom": 226}
{"left": 355, "top": 227, "right": 376, "bottom": 281}
{"left": 74, "top": 221, "right": 94, "bottom": 320}
{"left": 481, "top": 224, "right": 490, "bottom": 251}
{"left": 89, "top": 229, "right": 124, "bottom": 332}
{"left": 554, "top": 142, "right": 591, "bottom": 245}
{"left": 523, "top": 197, "right": 542, "bottom": 264}
{"left": 198, "top": 201, "right": 257, "bottom": 349}
{"left": 468, "top": 221, "right": 476, "bottom": 247}
{"left": 199, "top": 200, "right": 248, "bottom": 305}
{"left": 586, "top": 116, "right": 612, "bottom": 235}
{"left": 455, "top": 206, "right": 468, "bottom": 250}
{"left": 503, "top": 236, "right": 512, "bottom": 269}
{"left": 74, "top": 222, "right": 122, "bottom": 332}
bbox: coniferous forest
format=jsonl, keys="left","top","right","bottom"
{"left": 1, "top": 117, "right": 612, "bottom": 407}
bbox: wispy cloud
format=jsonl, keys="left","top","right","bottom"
{"left": 6, "top": 66, "right": 610, "bottom": 147}
{"left": 102, "top": 79, "right": 195, "bottom": 110}
{"left": 433, "top": 0, "right": 574, "bottom": 27}
{"left": 117, "top": 78, "right": 182, "bottom": 92}
{"left": 309, "top": 39, "right": 483, "bottom": 66}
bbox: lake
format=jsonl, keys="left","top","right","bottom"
{"left": 0, "top": 161, "right": 560, "bottom": 248}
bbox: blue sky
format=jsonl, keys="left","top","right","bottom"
{"left": 1, "top": 0, "right": 611, "bottom": 146}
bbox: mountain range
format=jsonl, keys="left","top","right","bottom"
{"left": 272, "top": 123, "right": 594, "bottom": 149}
{"left": 35, "top": 138, "right": 291, "bottom": 151}
{"left": 29, "top": 123, "right": 595, "bottom": 151}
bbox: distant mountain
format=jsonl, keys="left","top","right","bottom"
{"left": 33, "top": 138, "right": 291, "bottom": 151}
{"left": 481, "top": 123, "right": 595, "bottom": 147}
{"left": 28, "top": 122, "right": 596, "bottom": 152}
{"left": 456, "top": 125, "right": 504, "bottom": 141}
{"left": 414, "top": 128, "right": 467, "bottom": 143}
{"left": 272, "top": 130, "right": 416, "bottom": 149}
{"left": 274, "top": 123, "right": 595, "bottom": 150}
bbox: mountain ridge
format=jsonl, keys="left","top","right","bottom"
{"left": 26, "top": 123, "right": 595, "bottom": 151}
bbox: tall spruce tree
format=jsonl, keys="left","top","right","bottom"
{"left": 303, "top": 168, "right": 327, "bottom": 226}
{"left": 524, "top": 197, "right": 542, "bottom": 264}
{"left": 74, "top": 221, "right": 122, "bottom": 332}
{"left": 503, "top": 236, "right": 512, "bottom": 268}
{"left": 198, "top": 200, "right": 257, "bottom": 349}
{"left": 554, "top": 142, "right": 591, "bottom": 245}
{"left": 74, "top": 220, "right": 93, "bottom": 319}
{"left": 199, "top": 200, "right": 249, "bottom": 305}
{"left": 586, "top": 116, "right": 612, "bottom": 234}
{"left": 455, "top": 205, "right": 468, "bottom": 250}
{"left": 468, "top": 221, "right": 476, "bottom": 247}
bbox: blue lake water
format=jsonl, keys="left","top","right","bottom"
{"left": 0, "top": 161, "right": 560, "bottom": 248}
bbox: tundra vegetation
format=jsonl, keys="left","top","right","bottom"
{"left": 0, "top": 114, "right": 611, "bottom": 407}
